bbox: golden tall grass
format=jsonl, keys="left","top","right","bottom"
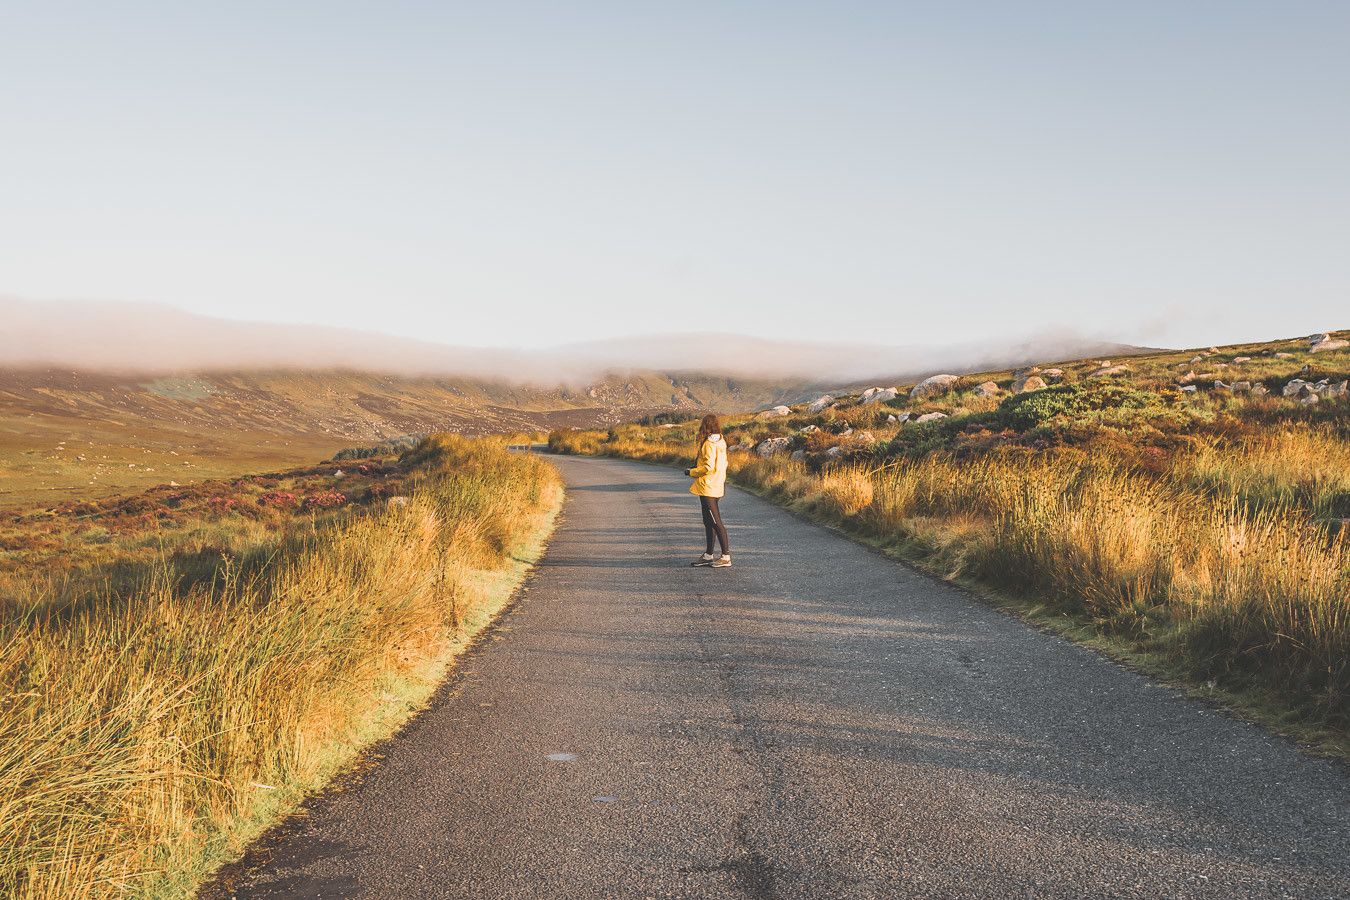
{"left": 0, "top": 435, "right": 562, "bottom": 898}
{"left": 550, "top": 423, "right": 1350, "bottom": 731}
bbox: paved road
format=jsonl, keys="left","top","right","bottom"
{"left": 207, "top": 455, "right": 1349, "bottom": 899}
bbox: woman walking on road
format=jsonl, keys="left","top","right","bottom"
{"left": 686, "top": 413, "right": 731, "bottom": 568}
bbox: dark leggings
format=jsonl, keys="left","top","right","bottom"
{"left": 700, "top": 496, "right": 730, "bottom": 555}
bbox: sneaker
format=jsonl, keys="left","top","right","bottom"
{"left": 710, "top": 555, "right": 732, "bottom": 568}
{"left": 691, "top": 553, "right": 716, "bottom": 567}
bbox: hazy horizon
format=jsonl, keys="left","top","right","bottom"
{"left": 1, "top": 294, "right": 1183, "bottom": 384}
{"left": 3, "top": 2, "right": 1347, "bottom": 354}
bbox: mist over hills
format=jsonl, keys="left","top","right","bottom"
{"left": 1, "top": 296, "right": 1154, "bottom": 387}
{"left": 0, "top": 295, "right": 1162, "bottom": 506}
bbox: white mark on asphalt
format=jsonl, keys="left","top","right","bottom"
{"left": 593, "top": 795, "right": 618, "bottom": 803}
{"left": 546, "top": 752, "right": 578, "bottom": 762}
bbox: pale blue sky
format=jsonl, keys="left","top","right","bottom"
{"left": 2, "top": 1, "right": 1346, "bottom": 350}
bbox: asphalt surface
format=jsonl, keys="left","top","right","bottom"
{"left": 206, "top": 455, "right": 1350, "bottom": 899}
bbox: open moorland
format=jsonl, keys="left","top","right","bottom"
{"left": 0, "top": 434, "right": 562, "bottom": 898}
{"left": 550, "top": 330, "right": 1350, "bottom": 749}
{"left": 0, "top": 367, "right": 815, "bottom": 510}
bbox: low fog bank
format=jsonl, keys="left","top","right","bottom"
{"left": 1, "top": 297, "right": 1157, "bottom": 387}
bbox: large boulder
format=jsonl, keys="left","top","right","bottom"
{"left": 1012, "top": 375, "right": 1047, "bottom": 394}
{"left": 860, "top": 387, "right": 899, "bottom": 405}
{"left": 755, "top": 437, "right": 792, "bottom": 457}
{"left": 910, "top": 374, "right": 960, "bottom": 400}
{"left": 915, "top": 412, "right": 948, "bottom": 423}
{"left": 1282, "top": 378, "right": 1310, "bottom": 397}
{"left": 974, "top": 381, "right": 1002, "bottom": 398}
{"left": 754, "top": 405, "right": 792, "bottom": 420}
{"left": 807, "top": 394, "right": 835, "bottom": 414}
{"left": 1310, "top": 334, "right": 1349, "bottom": 353}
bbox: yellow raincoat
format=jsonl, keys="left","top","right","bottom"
{"left": 686, "top": 434, "right": 728, "bottom": 497}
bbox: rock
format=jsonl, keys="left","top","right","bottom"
{"left": 824, "top": 446, "right": 844, "bottom": 458}
{"left": 1250, "top": 384, "right": 1269, "bottom": 397}
{"left": 1179, "top": 371, "right": 1196, "bottom": 382}
{"left": 1310, "top": 337, "right": 1349, "bottom": 353}
{"left": 1088, "top": 364, "right": 1131, "bottom": 378}
{"left": 1308, "top": 333, "right": 1331, "bottom": 344}
{"left": 1232, "top": 381, "right": 1251, "bottom": 392}
{"left": 1179, "top": 385, "right": 1197, "bottom": 393}
{"left": 755, "top": 437, "right": 792, "bottom": 457}
{"left": 1013, "top": 375, "right": 1047, "bottom": 394}
{"left": 1012, "top": 366, "right": 1040, "bottom": 379}
{"left": 1282, "top": 379, "right": 1309, "bottom": 397}
{"left": 1233, "top": 356, "right": 1251, "bottom": 363}
{"left": 853, "top": 430, "right": 876, "bottom": 444}
{"left": 910, "top": 374, "right": 960, "bottom": 400}
{"left": 1189, "top": 355, "right": 1204, "bottom": 363}
{"left": 807, "top": 395, "right": 834, "bottom": 414}
{"left": 915, "top": 412, "right": 948, "bottom": 423}
{"left": 1214, "top": 380, "right": 1231, "bottom": 391}
{"left": 1041, "top": 368, "right": 1065, "bottom": 382}
{"left": 755, "top": 405, "right": 792, "bottom": 420}
{"left": 799, "top": 424, "right": 819, "bottom": 434}
{"left": 840, "top": 427, "right": 853, "bottom": 436}
{"left": 1299, "top": 391, "right": 1320, "bottom": 405}
{"left": 1327, "top": 380, "right": 1349, "bottom": 398}
{"left": 333, "top": 469, "right": 344, "bottom": 477}
{"left": 897, "top": 412, "right": 913, "bottom": 424}
{"left": 974, "top": 381, "right": 1002, "bottom": 397}
{"left": 860, "top": 387, "right": 899, "bottom": 405}
{"left": 790, "top": 449, "right": 806, "bottom": 461}
{"left": 1275, "top": 351, "right": 1294, "bottom": 359}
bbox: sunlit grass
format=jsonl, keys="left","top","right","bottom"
{"left": 0, "top": 435, "right": 562, "bottom": 898}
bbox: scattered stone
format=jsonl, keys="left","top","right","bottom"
{"left": 1012, "top": 366, "right": 1040, "bottom": 379}
{"left": 1214, "top": 380, "right": 1231, "bottom": 391}
{"left": 824, "top": 446, "right": 844, "bottom": 458}
{"left": 1189, "top": 355, "right": 1204, "bottom": 364}
{"left": 1013, "top": 375, "right": 1047, "bottom": 394}
{"left": 1233, "top": 356, "right": 1251, "bottom": 363}
{"left": 1041, "top": 368, "right": 1065, "bottom": 382}
{"left": 1232, "top": 381, "right": 1251, "bottom": 392}
{"left": 1275, "top": 351, "right": 1294, "bottom": 359}
{"left": 799, "top": 424, "right": 819, "bottom": 434}
{"left": 755, "top": 405, "right": 792, "bottom": 420}
{"left": 886, "top": 414, "right": 898, "bottom": 423}
{"left": 790, "top": 449, "right": 806, "bottom": 461}
{"left": 755, "top": 437, "right": 792, "bottom": 457}
{"left": 915, "top": 412, "right": 948, "bottom": 423}
{"left": 1282, "top": 379, "right": 1310, "bottom": 397}
{"left": 1300, "top": 391, "right": 1320, "bottom": 405}
{"left": 860, "top": 387, "right": 899, "bottom": 405}
{"left": 1089, "top": 364, "right": 1132, "bottom": 378}
{"left": 897, "top": 412, "right": 913, "bottom": 424}
{"left": 1249, "top": 384, "right": 1269, "bottom": 397}
{"left": 807, "top": 395, "right": 835, "bottom": 414}
{"left": 1179, "top": 385, "right": 1197, "bottom": 394}
{"left": 974, "top": 381, "right": 1002, "bottom": 397}
{"left": 910, "top": 374, "right": 961, "bottom": 400}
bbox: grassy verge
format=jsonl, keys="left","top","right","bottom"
{"left": 549, "top": 427, "right": 1348, "bottom": 758}
{"left": 0, "top": 435, "right": 563, "bottom": 898}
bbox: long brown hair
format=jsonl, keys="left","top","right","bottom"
{"left": 696, "top": 413, "right": 722, "bottom": 446}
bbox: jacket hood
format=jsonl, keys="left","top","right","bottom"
{"left": 706, "top": 433, "right": 723, "bottom": 442}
